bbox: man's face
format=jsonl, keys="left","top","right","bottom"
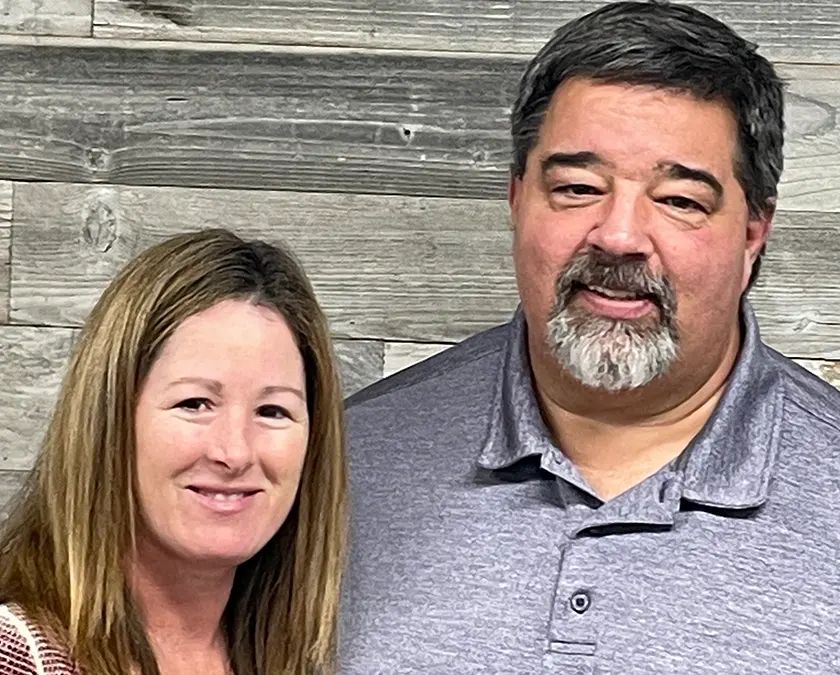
{"left": 510, "top": 78, "right": 771, "bottom": 391}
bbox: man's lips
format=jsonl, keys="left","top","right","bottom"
{"left": 571, "top": 283, "right": 660, "bottom": 320}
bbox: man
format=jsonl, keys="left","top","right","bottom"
{"left": 341, "top": 2, "right": 840, "bottom": 673}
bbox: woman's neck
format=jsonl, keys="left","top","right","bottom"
{"left": 129, "top": 540, "right": 235, "bottom": 673}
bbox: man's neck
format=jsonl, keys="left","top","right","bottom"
{"left": 530, "top": 327, "right": 741, "bottom": 502}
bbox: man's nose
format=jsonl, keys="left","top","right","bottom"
{"left": 585, "top": 190, "right": 655, "bottom": 258}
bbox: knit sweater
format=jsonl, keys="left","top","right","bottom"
{"left": 0, "top": 604, "right": 80, "bottom": 675}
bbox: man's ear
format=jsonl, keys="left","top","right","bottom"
{"left": 742, "top": 200, "right": 775, "bottom": 291}
{"left": 508, "top": 174, "right": 522, "bottom": 231}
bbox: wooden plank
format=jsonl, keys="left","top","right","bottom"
{"left": 92, "top": 0, "right": 840, "bottom": 63}
{"left": 334, "top": 339, "right": 383, "bottom": 396}
{"left": 0, "top": 471, "right": 27, "bottom": 523}
{"left": 383, "top": 342, "right": 449, "bottom": 378}
{"left": 0, "top": 326, "right": 77, "bottom": 471}
{"left": 9, "top": 183, "right": 840, "bottom": 357}
{"left": 0, "top": 324, "right": 380, "bottom": 470}
{"left": 0, "top": 0, "right": 91, "bottom": 37}
{"left": 0, "top": 181, "right": 10, "bottom": 323}
{"left": 0, "top": 45, "right": 837, "bottom": 209}
{"left": 796, "top": 359, "right": 840, "bottom": 389}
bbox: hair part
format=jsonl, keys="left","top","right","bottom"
{"left": 510, "top": 0, "right": 785, "bottom": 288}
{"left": 0, "top": 229, "right": 347, "bottom": 674}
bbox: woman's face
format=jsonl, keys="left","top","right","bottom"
{"left": 134, "top": 299, "right": 309, "bottom": 570}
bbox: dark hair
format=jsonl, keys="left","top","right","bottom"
{"left": 511, "top": 0, "right": 785, "bottom": 287}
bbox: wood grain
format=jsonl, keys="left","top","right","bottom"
{"left": 0, "top": 471, "right": 27, "bottom": 523}
{"left": 797, "top": 359, "right": 840, "bottom": 388}
{"left": 334, "top": 339, "right": 384, "bottom": 396}
{"left": 0, "top": 0, "right": 90, "bottom": 37}
{"left": 0, "top": 181, "right": 10, "bottom": 323}
{"left": 383, "top": 342, "right": 449, "bottom": 378}
{"left": 0, "top": 324, "right": 381, "bottom": 470}
{"left": 0, "top": 44, "right": 837, "bottom": 208}
{"left": 9, "top": 182, "right": 839, "bottom": 356}
{"left": 0, "top": 326, "right": 77, "bottom": 471}
{"left": 92, "top": 1, "right": 840, "bottom": 63}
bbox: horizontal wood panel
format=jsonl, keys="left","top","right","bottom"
{"left": 0, "top": 471, "right": 27, "bottom": 523}
{"left": 383, "top": 342, "right": 449, "bottom": 378}
{"left": 797, "top": 359, "right": 840, "bottom": 388}
{"left": 0, "top": 0, "right": 90, "bottom": 37}
{"left": 9, "top": 183, "right": 840, "bottom": 356}
{"left": 334, "top": 340, "right": 384, "bottom": 395}
{"left": 92, "top": 1, "right": 840, "bottom": 63}
{"left": 0, "top": 324, "right": 382, "bottom": 470}
{"left": 0, "top": 326, "right": 77, "bottom": 471}
{"left": 0, "top": 44, "right": 836, "bottom": 208}
{"left": 9, "top": 183, "right": 515, "bottom": 341}
{"left": 0, "top": 181, "right": 10, "bottom": 323}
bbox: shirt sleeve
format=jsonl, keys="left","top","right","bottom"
{"left": 0, "top": 604, "right": 44, "bottom": 675}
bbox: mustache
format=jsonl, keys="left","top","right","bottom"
{"left": 554, "top": 249, "right": 677, "bottom": 317}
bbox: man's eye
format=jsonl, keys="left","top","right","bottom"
{"left": 661, "top": 196, "right": 708, "bottom": 213}
{"left": 553, "top": 184, "right": 602, "bottom": 196}
{"left": 257, "top": 405, "right": 290, "bottom": 420}
{"left": 176, "top": 398, "right": 212, "bottom": 412}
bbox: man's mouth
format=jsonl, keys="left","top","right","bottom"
{"left": 571, "top": 282, "right": 659, "bottom": 306}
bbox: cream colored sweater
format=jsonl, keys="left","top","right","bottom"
{"left": 0, "top": 604, "right": 80, "bottom": 675}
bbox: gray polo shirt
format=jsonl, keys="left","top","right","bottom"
{"left": 341, "top": 302, "right": 840, "bottom": 674}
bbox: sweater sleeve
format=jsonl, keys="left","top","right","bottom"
{"left": 0, "top": 604, "right": 44, "bottom": 675}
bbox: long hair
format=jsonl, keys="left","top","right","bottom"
{"left": 0, "top": 229, "right": 347, "bottom": 674}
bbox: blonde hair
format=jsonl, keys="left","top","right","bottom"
{"left": 0, "top": 229, "right": 347, "bottom": 674}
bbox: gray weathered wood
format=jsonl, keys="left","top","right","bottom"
{"left": 383, "top": 342, "right": 449, "bottom": 378}
{"left": 797, "top": 359, "right": 840, "bottom": 389}
{"left": 0, "top": 470, "right": 27, "bottom": 523}
{"left": 334, "top": 340, "right": 384, "bottom": 396}
{"left": 0, "top": 181, "right": 11, "bottom": 323}
{"left": 0, "top": 0, "right": 91, "bottom": 37}
{"left": 0, "top": 327, "right": 77, "bottom": 471}
{"left": 92, "top": 1, "right": 840, "bottom": 63}
{"left": 0, "top": 44, "right": 836, "bottom": 208}
{"left": 9, "top": 183, "right": 840, "bottom": 356}
{"left": 0, "top": 324, "right": 380, "bottom": 470}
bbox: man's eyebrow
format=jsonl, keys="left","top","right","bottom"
{"left": 540, "top": 151, "right": 611, "bottom": 175}
{"left": 658, "top": 161, "right": 724, "bottom": 200}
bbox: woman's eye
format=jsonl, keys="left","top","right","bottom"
{"left": 176, "top": 398, "right": 212, "bottom": 412}
{"left": 553, "top": 184, "right": 602, "bottom": 196}
{"left": 661, "top": 196, "right": 707, "bottom": 213}
{"left": 257, "top": 405, "right": 290, "bottom": 420}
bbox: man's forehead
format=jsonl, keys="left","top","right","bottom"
{"left": 533, "top": 78, "right": 739, "bottom": 181}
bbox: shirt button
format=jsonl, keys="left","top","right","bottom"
{"left": 570, "top": 591, "right": 591, "bottom": 614}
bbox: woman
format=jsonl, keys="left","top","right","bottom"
{"left": 0, "top": 229, "right": 347, "bottom": 674}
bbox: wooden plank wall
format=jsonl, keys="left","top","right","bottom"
{"left": 0, "top": 1, "right": 838, "bottom": 513}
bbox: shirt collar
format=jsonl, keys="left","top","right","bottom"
{"left": 477, "top": 300, "right": 784, "bottom": 509}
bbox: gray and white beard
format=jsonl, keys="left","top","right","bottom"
{"left": 547, "top": 310, "right": 679, "bottom": 391}
{"left": 545, "top": 252, "right": 680, "bottom": 392}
